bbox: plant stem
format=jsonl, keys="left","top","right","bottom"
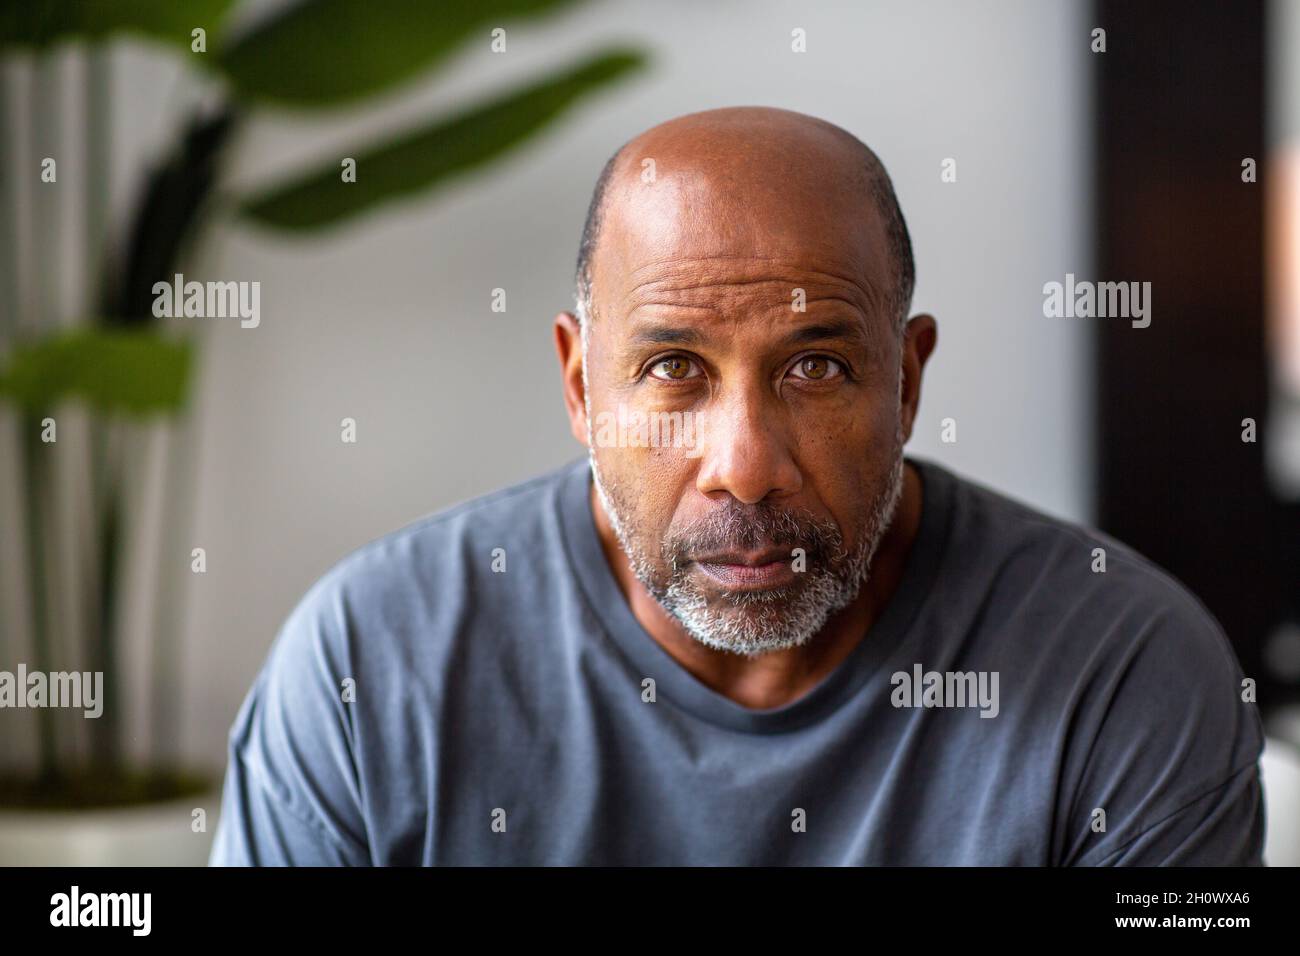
{"left": 150, "top": 415, "right": 185, "bottom": 770}
{"left": 0, "top": 33, "right": 18, "bottom": 717}
{"left": 21, "top": 415, "right": 58, "bottom": 782}
{"left": 83, "top": 37, "right": 112, "bottom": 775}
{"left": 93, "top": 458, "right": 121, "bottom": 771}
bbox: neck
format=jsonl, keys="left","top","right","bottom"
{"left": 590, "top": 460, "right": 925, "bottom": 711}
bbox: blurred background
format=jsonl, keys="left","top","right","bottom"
{"left": 0, "top": 0, "right": 1296, "bottom": 864}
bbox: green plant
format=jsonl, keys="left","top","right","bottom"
{"left": 0, "top": 0, "right": 644, "bottom": 807}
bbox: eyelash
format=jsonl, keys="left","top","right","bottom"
{"left": 643, "top": 353, "right": 849, "bottom": 383}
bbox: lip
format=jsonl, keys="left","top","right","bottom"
{"left": 693, "top": 549, "right": 798, "bottom": 590}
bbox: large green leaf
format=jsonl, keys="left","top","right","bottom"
{"left": 0, "top": 330, "right": 193, "bottom": 415}
{"left": 219, "top": 0, "right": 587, "bottom": 107}
{"left": 0, "top": 0, "right": 235, "bottom": 52}
{"left": 240, "top": 48, "right": 645, "bottom": 231}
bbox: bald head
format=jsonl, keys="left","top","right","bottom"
{"left": 573, "top": 106, "right": 915, "bottom": 336}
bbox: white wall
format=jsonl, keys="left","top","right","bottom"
{"left": 40, "top": 0, "right": 1096, "bottom": 769}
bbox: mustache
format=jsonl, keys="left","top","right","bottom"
{"left": 665, "top": 501, "right": 845, "bottom": 568}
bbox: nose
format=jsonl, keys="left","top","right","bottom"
{"left": 693, "top": 390, "right": 802, "bottom": 505}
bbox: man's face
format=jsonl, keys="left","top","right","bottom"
{"left": 578, "top": 117, "right": 909, "bottom": 657}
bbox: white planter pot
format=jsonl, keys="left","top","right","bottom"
{"left": 0, "top": 789, "right": 221, "bottom": 866}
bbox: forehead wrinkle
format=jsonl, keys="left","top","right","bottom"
{"left": 620, "top": 259, "right": 885, "bottom": 319}
{"left": 626, "top": 289, "right": 872, "bottom": 327}
{"left": 625, "top": 254, "right": 876, "bottom": 291}
{"left": 614, "top": 263, "right": 891, "bottom": 360}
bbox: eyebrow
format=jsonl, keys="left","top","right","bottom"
{"left": 628, "top": 325, "right": 705, "bottom": 347}
{"left": 782, "top": 319, "right": 873, "bottom": 348}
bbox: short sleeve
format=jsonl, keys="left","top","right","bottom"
{"left": 1079, "top": 762, "right": 1265, "bottom": 865}
{"left": 1060, "top": 582, "right": 1266, "bottom": 867}
{"left": 208, "top": 746, "right": 364, "bottom": 866}
{"left": 208, "top": 580, "right": 371, "bottom": 867}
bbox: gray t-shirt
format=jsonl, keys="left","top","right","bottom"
{"left": 209, "top": 456, "right": 1265, "bottom": 865}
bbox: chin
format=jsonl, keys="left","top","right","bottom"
{"left": 675, "top": 596, "right": 836, "bottom": 657}
{"left": 685, "top": 623, "right": 819, "bottom": 658}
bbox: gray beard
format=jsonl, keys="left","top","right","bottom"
{"left": 587, "top": 424, "right": 906, "bottom": 658}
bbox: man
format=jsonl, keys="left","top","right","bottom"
{"left": 210, "top": 107, "right": 1264, "bottom": 865}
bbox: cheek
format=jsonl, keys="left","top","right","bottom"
{"left": 587, "top": 374, "right": 704, "bottom": 507}
{"left": 594, "top": 443, "right": 695, "bottom": 533}
{"left": 793, "top": 391, "right": 898, "bottom": 471}
{"left": 794, "top": 392, "right": 901, "bottom": 527}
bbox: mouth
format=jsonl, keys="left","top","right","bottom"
{"left": 691, "top": 547, "right": 799, "bottom": 591}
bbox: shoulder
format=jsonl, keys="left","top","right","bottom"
{"left": 918, "top": 460, "right": 1264, "bottom": 862}
{"left": 922, "top": 456, "right": 1261, "bottom": 771}
{"left": 321, "top": 457, "right": 580, "bottom": 582}
{"left": 250, "top": 456, "right": 588, "bottom": 726}
{"left": 286, "top": 457, "right": 585, "bottom": 631}
{"left": 224, "top": 459, "right": 588, "bottom": 789}
{"left": 923, "top": 457, "right": 1243, "bottom": 677}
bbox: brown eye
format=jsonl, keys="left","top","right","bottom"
{"left": 790, "top": 356, "right": 842, "bottom": 381}
{"left": 649, "top": 356, "right": 700, "bottom": 381}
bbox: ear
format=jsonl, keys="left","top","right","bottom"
{"left": 554, "top": 311, "right": 589, "bottom": 447}
{"left": 898, "top": 313, "right": 937, "bottom": 444}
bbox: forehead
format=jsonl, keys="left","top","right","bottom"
{"left": 591, "top": 126, "right": 893, "bottom": 331}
